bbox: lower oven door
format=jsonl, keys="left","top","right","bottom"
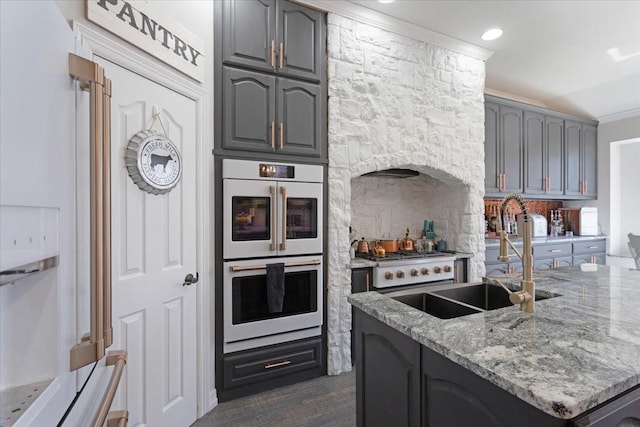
{"left": 223, "top": 255, "right": 323, "bottom": 353}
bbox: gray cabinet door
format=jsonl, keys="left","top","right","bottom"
{"left": 564, "top": 120, "right": 583, "bottom": 197}
{"left": 582, "top": 123, "right": 597, "bottom": 198}
{"left": 277, "top": 1, "right": 324, "bottom": 82}
{"left": 223, "top": 67, "right": 276, "bottom": 153}
{"left": 484, "top": 101, "right": 501, "bottom": 194}
{"left": 525, "top": 112, "right": 564, "bottom": 197}
{"left": 524, "top": 111, "right": 545, "bottom": 195}
{"left": 546, "top": 116, "right": 564, "bottom": 195}
{"left": 277, "top": 78, "right": 322, "bottom": 157}
{"left": 501, "top": 105, "right": 524, "bottom": 193}
{"left": 222, "top": 0, "right": 276, "bottom": 73}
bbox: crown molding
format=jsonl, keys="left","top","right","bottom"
{"left": 295, "top": 0, "right": 493, "bottom": 61}
{"left": 598, "top": 108, "right": 640, "bottom": 124}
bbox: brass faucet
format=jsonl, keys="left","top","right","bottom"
{"left": 492, "top": 193, "right": 535, "bottom": 313}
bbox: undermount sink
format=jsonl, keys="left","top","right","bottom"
{"left": 391, "top": 284, "right": 560, "bottom": 319}
{"left": 391, "top": 293, "right": 481, "bottom": 319}
{"left": 433, "top": 283, "right": 554, "bottom": 311}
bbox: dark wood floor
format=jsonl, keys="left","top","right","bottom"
{"left": 193, "top": 370, "right": 356, "bottom": 427}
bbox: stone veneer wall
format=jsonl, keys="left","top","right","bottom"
{"left": 326, "top": 14, "right": 486, "bottom": 374}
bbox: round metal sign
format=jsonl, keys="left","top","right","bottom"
{"left": 125, "top": 130, "right": 182, "bottom": 195}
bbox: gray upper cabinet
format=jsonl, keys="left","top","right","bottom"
{"left": 484, "top": 101, "right": 523, "bottom": 197}
{"left": 485, "top": 95, "right": 597, "bottom": 200}
{"left": 223, "top": 67, "right": 322, "bottom": 157}
{"left": 277, "top": 79, "right": 322, "bottom": 156}
{"left": 524, "top": 112, "right": 564, "bottom": 196}
{"left": 223, "top": 67, "right": 276, "bottom": 153}
{"left": 222, "top": 0, "right": 324, "bottom": 83}
{"left": 276, "top": 1, "right": 324, "bottom": 82}
{"left": 222, "top": 0, "right": 275, "bottom": 73}
{"left": 565, "top": 121, "right": 597, "bottom": 199}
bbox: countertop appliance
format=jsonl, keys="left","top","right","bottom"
{"left": 356, "top": 251, "right": 456, "bottom": 291}
{"left": 516, "top": 213, "right": 547, "bottom": 237}
{"left": 559, "top": 207, "right": 598, "bottom": 236}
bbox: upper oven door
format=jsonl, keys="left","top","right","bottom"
{"left": 277, "top": 180, "right": 323, "bottom": 257}
{"left": 223, "top": 178, "right": 275, "bottom": 259}
{"left": 223, "top": 178, "right": 323, "bottom": 259}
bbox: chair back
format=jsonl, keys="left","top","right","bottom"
{"left": 628, "top": 233, "right": 640, "bottom": 270}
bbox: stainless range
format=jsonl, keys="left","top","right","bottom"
{"left": 358, "top": 251, "right": 456, "bottom": 291}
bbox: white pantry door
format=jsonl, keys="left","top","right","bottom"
{"left": 100, "top": 58, "right": 197, "bottom": 426}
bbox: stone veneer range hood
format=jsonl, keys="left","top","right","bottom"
{"left": 325, "top": 13, "right": 487, "bottom": 375}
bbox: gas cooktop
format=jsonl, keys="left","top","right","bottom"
{"left": 356, "top": 250, "right": 453, "bottom": 262}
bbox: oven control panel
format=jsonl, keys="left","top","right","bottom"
{"left": 373, "top": 257, "right": 455, "bottom": 289}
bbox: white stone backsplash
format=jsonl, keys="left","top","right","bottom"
{"left": 326, "top": 13, "right": 486, "bottom": 374}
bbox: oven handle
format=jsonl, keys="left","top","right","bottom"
{"left": 229, "top": 259, "right": 321, "bottom": 272}
{"left": 270, "top": 185, "right": 277, "bottom": 251}
{"left": 279, "top": 186, "right": 287, "bottom": 251}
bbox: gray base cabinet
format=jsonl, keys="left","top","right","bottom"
{"left": 486, "top": 238, "right": 606, "bottom": 276}
{"left": 354, "top": 308, "right": 421, "bottom": 427}
{"left": 354, "top": 308, "right": 640, "bottom": 427}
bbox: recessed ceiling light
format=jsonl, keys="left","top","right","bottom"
{"left": 481, "top": 28, "right": 503, "bottom": 41}
{"left": 378, "top": 0, "right": 395, "bottom": 3}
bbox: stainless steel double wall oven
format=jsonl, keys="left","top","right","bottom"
{"left": 222, "top": 159, "right": 323, "bottom": 353}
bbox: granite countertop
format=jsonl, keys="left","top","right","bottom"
{"left": 485, "top": 235, "right": 607, "bottom": 248}
{"left": 348, "top": 265, "right": 640, "bottom": 419}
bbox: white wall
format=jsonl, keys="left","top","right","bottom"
{"left": 568, "top": 116, "right": 640, "bottom": 255}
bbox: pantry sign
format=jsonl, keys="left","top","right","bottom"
{"left": 88, "top": 0, "right": 204, "bottom": 82}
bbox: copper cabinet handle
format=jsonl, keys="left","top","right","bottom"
{"left": 550, "top": 249, "right": 562, "bottom": 253}
{"left": 270, "top": 121, "right": 275, "bottom": 151}
{"left": 265, "top": 360, "right": 291, "bottom": 369}
{"left": 279, "top": 122, "right": 284, "bottom": 150}
{"left": 588, "top": 245, "right": 598, "bottom": 249}
{"left": 497, "top": 174, "right": 501, "bottom": 190}
{"left": 584, "top": 180, "right": 588, "bottom": 194}
{"left": 502, "top": 173, "right": 506, "bottom": 191}
{"left": 270, "top": 186, "right": 277, "bottom": 251}
{"left": 279, "top": 42, "right": 284, "bottom": 69}
{"left": 365, "top": 272, "right": 370, "bottom": 292}
{"left": 271, "top": 40, "right": 275, "bottom": 67}
{"left": 279, "top": 186, "right": 287, "bottom": 251}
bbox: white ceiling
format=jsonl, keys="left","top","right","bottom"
{"left": 345, "top": 0, "right": 640, "bottom": 122}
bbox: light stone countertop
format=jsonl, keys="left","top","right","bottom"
{"left": 348, "top": 265, "right": 640, "bottom": 419}
{"left": 485, "top": 235, "right": 607, "bottom": 248}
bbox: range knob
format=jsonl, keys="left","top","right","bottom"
{"left": 444, "top": 265, "right": 452, "bottom": 273}
{"left": 421, "top": 267, "right": 430, "bottom": 275}
{"left": 410, "top": 268, "right": 419, "bottom": 276}
{"left": 396, "top": 270, "right": 405, "bottom": 278}
{"left": 385, "top": 271, "right": 393, "bottom": 280}
{"left": 434, "top": 266, "right": 442, "bottom": 274}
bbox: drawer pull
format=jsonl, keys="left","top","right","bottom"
{"left": 265, "top": 360, "right": 292, "bottom": 369}
{"left": 587, "top": 245, "right": 598, "bottom": 249}
{"left": 550, "top": 249, "right": 562, "bottom": 253}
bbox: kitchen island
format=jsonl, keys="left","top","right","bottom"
{"left": 349, "top": 265, "right": 640, "bottom": 426}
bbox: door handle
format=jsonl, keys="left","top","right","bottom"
{"left": 183, "top": 272, "right": 199, "bottom": 286}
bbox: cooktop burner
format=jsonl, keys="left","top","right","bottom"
{"left": 357, "top": 250, "right": 452, "bottom": 262}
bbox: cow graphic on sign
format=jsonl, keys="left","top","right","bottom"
{"left": 126, "top": 129, "right": 182, "bottom": 195}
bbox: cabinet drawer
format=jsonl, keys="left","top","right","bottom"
{"left": 573, "top": 240, "right": 605, "bottom": 255}
{"left": 533, "top": 243, "right": 572, "bottom": 258}
{"left": 223, "top": 337, "right": 322, "bottom": 389}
